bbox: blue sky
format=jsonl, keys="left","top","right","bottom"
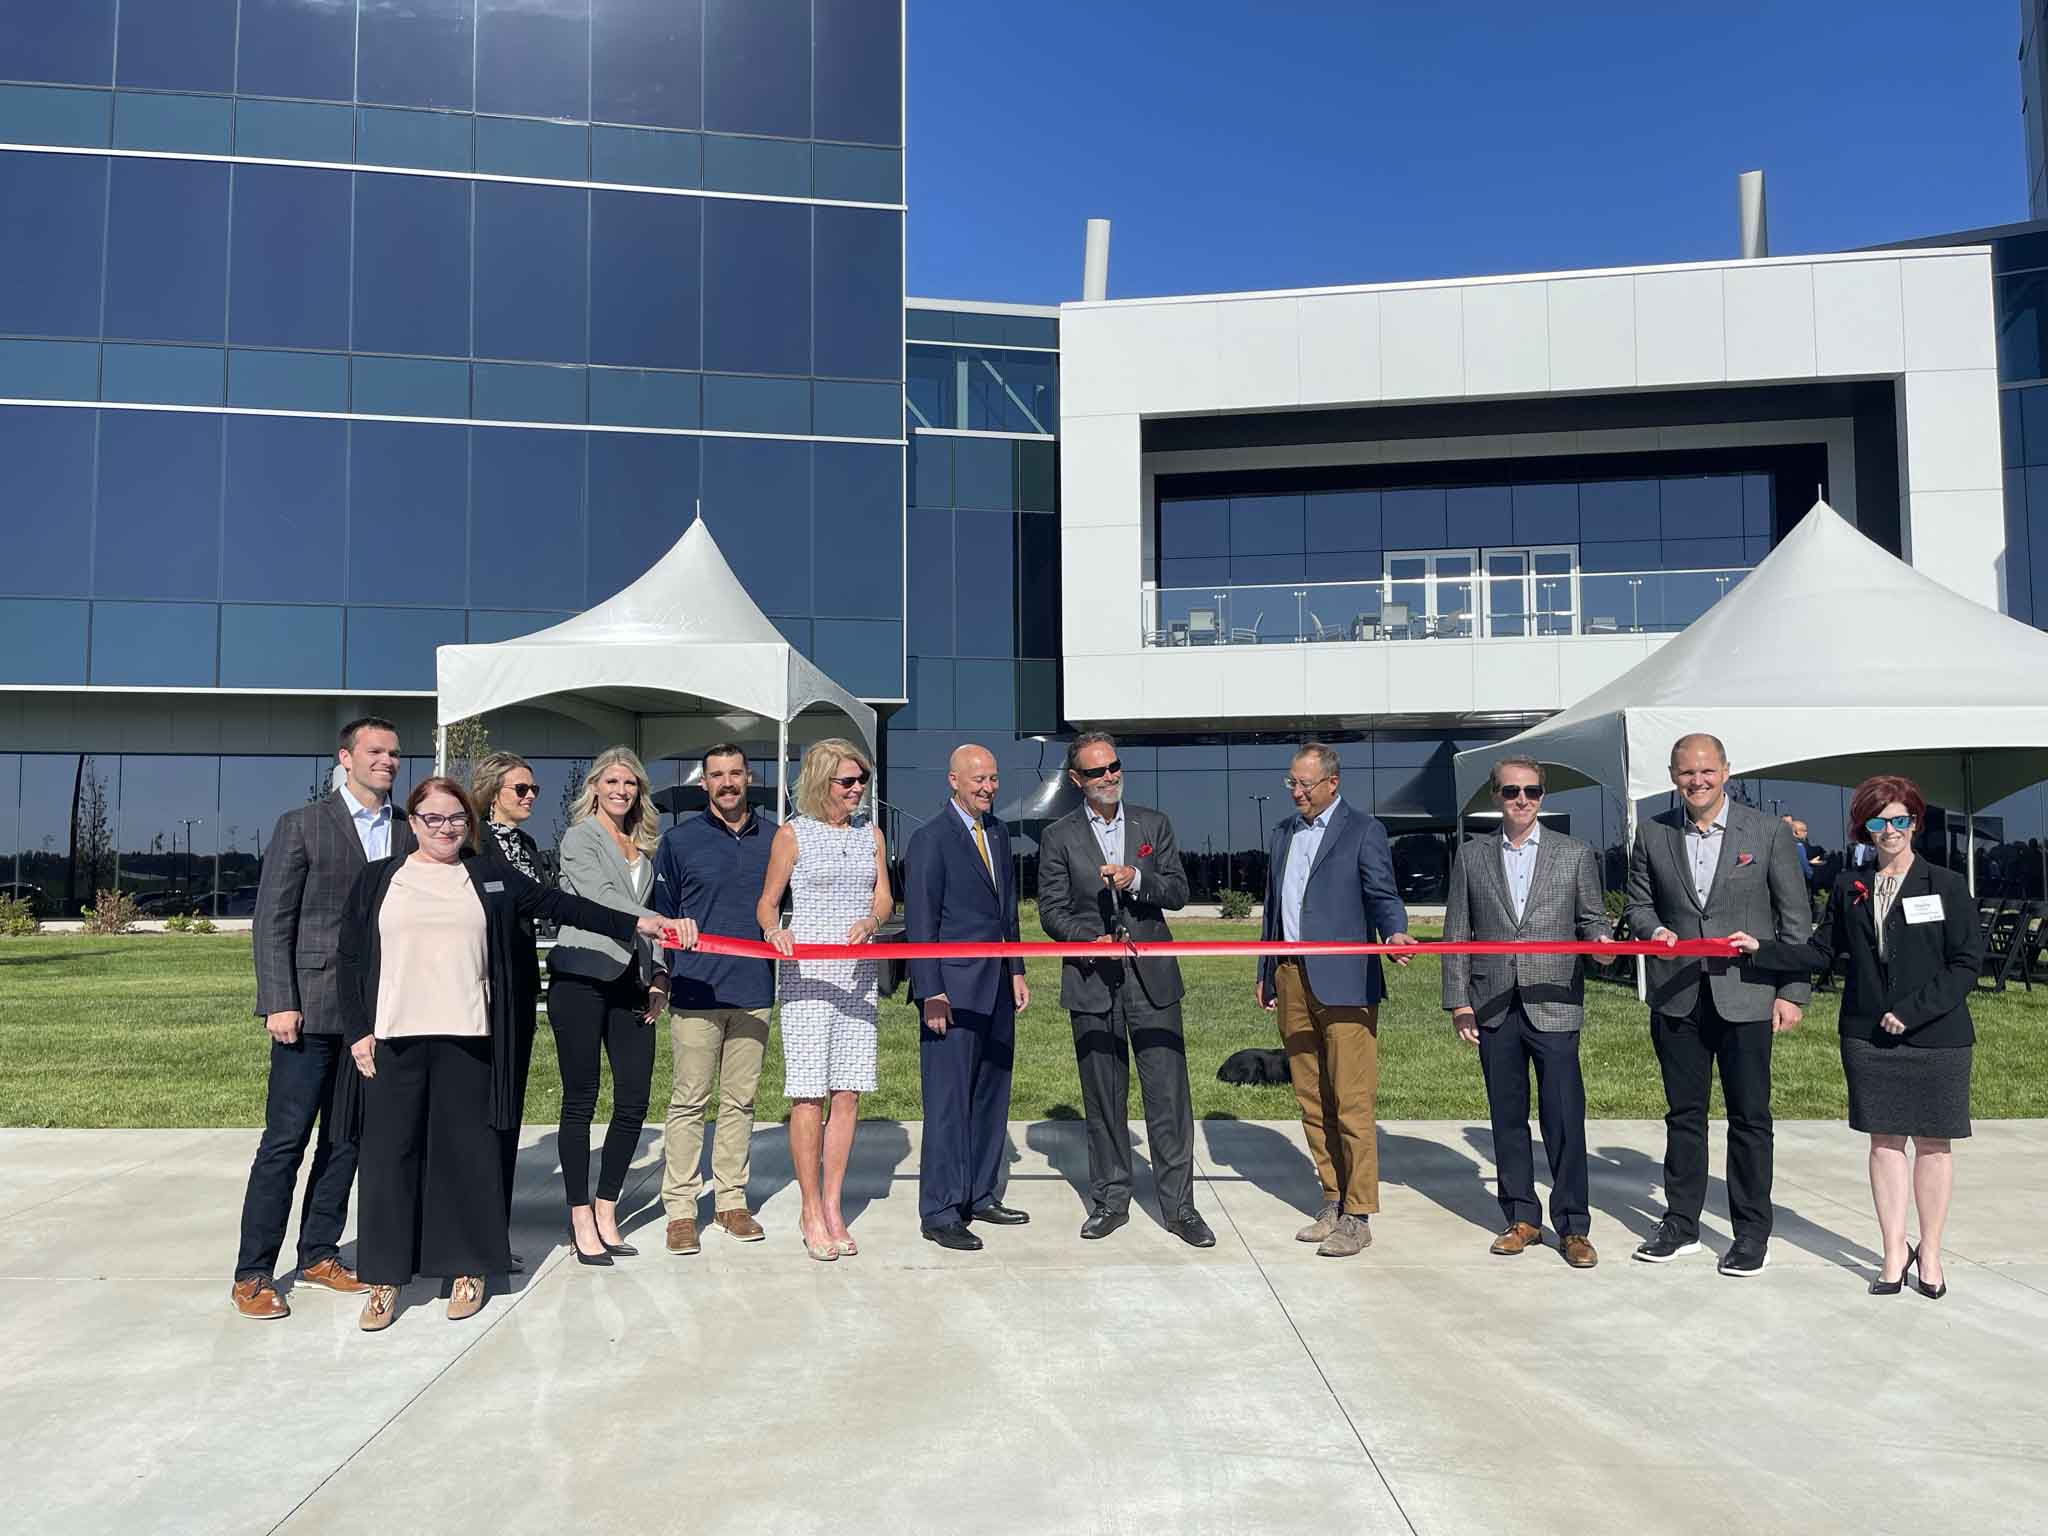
{"left": 907, "top": 3, "right": 2024, "bottom": 304}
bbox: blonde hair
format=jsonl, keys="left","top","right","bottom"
{"left": 567, "top": 746, "right": 660, "bottom": 855}
{"left": 470, "top": 750, "right": 533, "bottom": 824}
{"left": 794, "top": 738, "right": 871, "bottom": 823}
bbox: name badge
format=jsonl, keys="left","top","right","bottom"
{"left": 484, "top": 881, "right": 505, "bottom": 893}
{"left": 1901, "top": 894, "right": 1943, "bottom": 924}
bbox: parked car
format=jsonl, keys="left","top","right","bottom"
{"left": 219, "top": 885, "right": 262, "bottom": 918}
{"left": 0, "top": 881, "right": 48, "bottom": 917}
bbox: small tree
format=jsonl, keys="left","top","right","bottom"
{"left": 443, "top": 715, "right": 491, "bottom": 788}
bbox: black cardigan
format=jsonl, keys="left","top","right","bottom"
{"left": 336, "top": 853, "right": 639, "bottom": 1130}
{"left": 1751, "top": 860, "right": 1983, "bottom": 1049}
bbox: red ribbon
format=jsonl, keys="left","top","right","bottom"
{"left": 663, "top": 934, "right": 1740, "bottom": 962}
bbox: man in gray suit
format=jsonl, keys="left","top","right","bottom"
{"left": 231, "top": 716, "right": 414, "bottom": 1319}
{"left": 1442, "top": 756, "right": 1609, "bottom": 1268}
{"left": 1626, "top": 732, "right": 1811, "bottom": 1276}
{"left": 1037, "top": 733, "right": 1212, "bottom": 1247}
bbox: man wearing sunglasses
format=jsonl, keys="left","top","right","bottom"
{"left": 1624, "top": 732, "right": 1812, "bottom": 1276}
{"left": 1442, "top": 756, "right": 1609, "bottom": 1267}
{"left": 1037, "top": 733, "right": 1211, "bottom": 1246}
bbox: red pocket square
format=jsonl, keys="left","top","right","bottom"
{"left": 1138, "top": 843, "right": 1153, "bottom": 857}
{"left": 1735, "top": 852, "right": 1754, "bottom": 866}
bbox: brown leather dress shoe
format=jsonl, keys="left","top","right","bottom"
{"left": 666, "top": 1218, "right": 701, "bottom": 1256}
{"left": 299, "top": 1257, "right": 368, "bottom": 1294}
{"left": 1561, "top": 1233, "right": 1599, "bottom": 1269}
{"left": 1490, "top": 1221, "right": 1542, "bottom": 1256}
{"left": 714, "top": 1209, "right": 765, "bottom": 1242}
{"left": 230, "top": 1277, "right": 288, "bottom": 1320}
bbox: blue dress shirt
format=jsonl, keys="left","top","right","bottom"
{"left": 1281, "top": 798, "right": 1340, "bottom": 943}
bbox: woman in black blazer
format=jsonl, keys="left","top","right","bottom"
{"left": 469, "top": 751, "right": 545, "bottom": 1238}
{"left": 335, "top": 776, "right": 690, "bottom": 1332}
{"left": 1731, "top": 775, "right": 1984, "bottom": 1300}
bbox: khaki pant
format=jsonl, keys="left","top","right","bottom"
{"left": 661, "top": 1007, "right": 769, "bottom": 1218}
{"left": 1275, "top": 960, "right": 1380, "bottom": 1215}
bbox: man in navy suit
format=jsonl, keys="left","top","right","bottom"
{"left": 1256, "top": 742, "right": 1415, "bottom": 1257}
{"left": 905, "top": 743, "right": 1031, "bottom": 1250}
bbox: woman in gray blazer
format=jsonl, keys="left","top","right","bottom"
{"left": 548, "top": 747, "right": 666, "bottom": 1264}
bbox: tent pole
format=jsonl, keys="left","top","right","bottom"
{"left": 1624, "top": 739, "right": 1646, "bottom": 1004}
{"left": 1963, "top": 757, "right": 1976, "bottom": 897}
{"left": 433, "top": 724, "right": 446, "bottom": 776}
{"left": 776, "top": 719, "right": 789, "bottom": 822}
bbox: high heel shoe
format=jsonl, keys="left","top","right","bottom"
{"left": 798, "top": 1225, "right": 838, "bottom": 1263}
{"left": 568, "top": 1222, "right": 613, "bottom": 1267}
{"left": 1909, "top": 1245, "right": 1948, "bottom": 1300}
{"left": 601, "top": 1238, "right": 638, "bottom": 1258}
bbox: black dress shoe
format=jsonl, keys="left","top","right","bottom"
{"left": 1166, "top": 1211, "right": 1216, "bottom": 1248}
{"left": 1718, "top": 1237, "right": 1770, "bottom": 1277}
{"left": 968, "top": 1201, "right": 1030, "bottom": 1226}
{"left": 921, "top": 1222, "right": 984, "bottom": 1251}
{"left": 1632, "top": 1217, "right": 1704, "bottom": 1264}
{"left": 1908, "top": 1245, "right": 1947, "bottom": 1300}
{"left": 1079, "top": 1208, "right": 1129, "bottom": 1241}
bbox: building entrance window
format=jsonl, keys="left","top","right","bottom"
{"left": 1482, "top": 546, "right": 1577, "bottom": 637}
{"left": 1385, "top": 549, "right": 1475, "bottom": 638}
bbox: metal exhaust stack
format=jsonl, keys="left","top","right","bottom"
{"left": 1083, "top": 218, "right": 1111, "bottom": 301}
{"left": 1738, "top": 170, "right": 1768, "bottom": 259}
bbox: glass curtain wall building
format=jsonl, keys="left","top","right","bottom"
{"left": 0, "top": 0, "right": 905, "bottom": 913}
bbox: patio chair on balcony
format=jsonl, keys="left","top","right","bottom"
{"left": 1229, "top": 610, "right": 1264, "bottom": 645}
{"left": 1379, "top": 601, "right": 1410, "bottom": 640}
{"left": 1586, "top": 615, "right": 1619, "bottom": 634}
{"left": 1308, "top": 611, "right": 1348, "bottom": 642}
{"left": 1186, "top": 607, "right": 1218, "bottom": 645}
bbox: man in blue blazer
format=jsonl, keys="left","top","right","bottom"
{"left": 905, "top": 743, "right": 1030, "bottom": 1250}
{"left": 1256, "top": 742, "right": 1415, "bottom": 1257}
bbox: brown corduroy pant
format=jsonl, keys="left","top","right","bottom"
{"left": 1275, "top": 960, "right": 1380, "bottom": 1215}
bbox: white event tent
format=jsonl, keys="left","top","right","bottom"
{"left": 434, "top": 519, "right": 877, "bottom": 816}
{"left": 1452, "top": 501, "right": 2048, "bottom": 890}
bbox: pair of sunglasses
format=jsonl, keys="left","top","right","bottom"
{"left": 1497, "top": 784, "right": 1544, "bottom": 801}
{"left": 1865, "top": 814, "right": 1912, "bottom": 833}
{"left": 1075, "top": 759, "right": 1122, "bottom": 780}
{"left": 507, "top": 783, "right": 540, "bottom": 799}
{"left": 831, "top": 773, "right": 870, "bottom": 789}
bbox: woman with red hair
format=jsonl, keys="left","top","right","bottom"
{"left": 1731, "top": 775, "right": 1983, "bottom": 1299}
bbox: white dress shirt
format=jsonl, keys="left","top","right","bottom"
{"left": 1500, "top": 821, "right": 1541, "bottom": 923}
{"left": 1085, "top": 802, "right": 1142, "bottom": 897}
{"left": 341, "top": 780, "right": 393, "bottom": 861}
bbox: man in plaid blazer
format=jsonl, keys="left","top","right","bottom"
{"left": 1442, "top": 755, "right": 1610, "bottom": 1268}
{"left": 230, "top": 717, "right": 414, "bottom": 1319}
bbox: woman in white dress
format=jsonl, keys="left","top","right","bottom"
{"left": 759, "top": 738, "right": 894, "bottom": 1260}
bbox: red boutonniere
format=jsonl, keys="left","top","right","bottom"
{"left": 1851, "top": 880, "right": 1870, "bottom": 905}
{"left": 1735, "top": 852, "right": 1754, "bottom": 867}
{"left": 1137, "top": 843, "right": 1153, "bottom": 858}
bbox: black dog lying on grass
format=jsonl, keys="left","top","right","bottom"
{"left": 1216, "top": 1047, "right": 1290, "bottom": 1086}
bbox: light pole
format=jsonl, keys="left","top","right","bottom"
{"left": 178, "top": 818, "right": 202, "bottom": 901}
{"left": 1248, "top": 793, "right": 1270, "bottom": 895}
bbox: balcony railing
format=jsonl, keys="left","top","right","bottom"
{"left": 1140, "top": 568, "right": 1752, "bottom": 646}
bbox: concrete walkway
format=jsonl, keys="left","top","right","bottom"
{"left": 4, "top": 1119, "right": 2044, "bottom": 1535}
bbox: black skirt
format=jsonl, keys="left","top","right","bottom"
{"left": 1841, "top": 1035, "right": 1972, "bottom": 1139}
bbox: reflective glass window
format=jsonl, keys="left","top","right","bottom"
{"left": 905, "top": 310, "right": 954, "bottom": 342}
{"left": 351, "top": 355, "right": 470, "bottom": 417}
{"left": 1660, "top": 537, "right": 1746, "bottom": 571}
{"left": 902, "top": 656, "right": 954, "bottom": 730}
{"left": 114, "top": 754, "right": 219, "bottom": 906}
{"left": 702, "top": 200, "right": 810, "bottom": 375}
{"left": 951, "top": 437, "right": 1012, "bottom": 512}
{"left": 101, "top": 343, "right": 224, "bottom": 405}
{"left": 812, "top": 443, "right": 900, "bottom": 619}
{"left": 2022, "top": 385, "right": 2048, "bottom": 466}
{"left": 228, "top": 348, "right": 348, "bottom": 411}
{"left": 469, "top": 428, "right": 588, "bottom": 610}
{"left": 220, "top": 604, "right": 344, "bottom": 689}
{"left": 104, "top": 158, "right": 229, "bottom": 343}
{"left": 468, "top": 609, "right": 567, "bottom": 642}
{"left": 1578, "top": 539, "right": 1660, "bottom": 573}
{"left": 1658, "top": 476, "right": 1740, "bottom": 540}
{"left": 813, "top": 379, "right": 899, "bottom": 439}
{"left": 359, "top": 0, "right": 476, "bottom": 110}
{"left": 1230, "top": 553, "right": 1303, "bottom": 586}
{"left": 356, "top": 105, "right": 473, "bottom": 171}
{"left": 813, "top": 619, "right": 898, "bottom": 698}
{"left": 906, "top": 507, "right": 953, "bottom": 654}
{"left": 590, "top": 123, "right": 700, "bottom": 187}
{"left": 815, "top": 207, "right": 903, "bottom": 381}
{"left": 964, "top": 349, "right": 1055, "bottom": 434}
{"left": 346, "top": 606, "right": 465, "bottom": 690}
{"left": 953, "top": 658, "right": 1013, "bottom": 730}
{"left": 229, "top": 165, "right": 350, "bottom": 351}
{"left": 812, "top": 144, "right": 899, "bottom": 204}
{"left": 90, "top": 601, "right": 218, "bottom": 686}
{"left": 1382, "top": 488, "right": 1446, "bottom": 547}
{"left": 702, "top": 0, "right": 808, "bottom": 139}
{"left": 1159, "top": 498, "right": 1229, "bottom": 559}
{"left": 1016, "top": 659, "right": 1057, "bottom": 735}
{"left": 909, "top": 433, "right": 951, "bottom": 508}
{"left": 472, "top": 362, "right": 585, "bottom": 423}
{"left": 348, "top": 423, "right": 468, "bottom": 604}
{"left": 1578, "top": 479, "right": 1655, "bottom": 541}
{"left": 113, "top": 91, "right": 233, "bottom": 154}
{"left": 18, "top": 754, "right": 101, "bottom": 911}
{"left": 0, "top": 601, "right": 89, "bottom": 684}
{"left": 1158, "top": 556, "right": 1232, "bottom": 592}
{"left": 0, "top": 338, "right": 98, "bottom": 399}
{"left": 223, "top": 415, "right": 346, "bottom": 602}
{"left": 237, "top": 0, "right": 358, "bottom": 101}
{"left": 701, "top": 374, "right": 809, "bottom": 434}
{"left": 904, "top": 352, "right": 950, "bottom": 428}
{"left": 477, "top": 0, "right": 591, "bottom": 120}
{"left": 590, "top": 191, "right": 700, "bottom": 370}
{"left": 0, "top": 753, "right": 14, "bottom": 889}
{"left": 0, "top": 406, "right": 93, "bottom": 595}
{"left": 587, "top": 432, "right": 698, "bottom": 601}
{"left": 0, "top": 0, "right": 115, "bottom": 84}
{"left": 234, "top": 99, "right": 354, "bottom": 162}
{"left": 1305, "top": 490, "right": 1380, "bottom": 552}
{"left": 353, "top": 174, "right": 472, "bottom": 358}
{"left": 700, "top": 438, "right": 810, "bottom": 614}
{"left": 95, "top": 412, "right": 222, "bottom": 600}
{"left": 1742, "top": 474, "right": 1774, "bottom": 537}
{"left": 954, "top": 510, "right": 1014, "bottom": 658}
{"left": 1230, "top": 494, "right": 1304, "bottom": 556}
{"left": 1998, "top": 271, "right": 2048, "bottom": 383}
{"left": 0, "top": 82, "right": 112, "bottom": 146}
{"left": 1446, "top": 485, "right": 1512, "bottom": 546}
{"left": 814, "top": 0, "right": 900, "bottom": 146}
{"left": 1016, "top": 441, "right": 1055, "bottom": 513}
{"left": 474, "top": 115, "right": 587, "bottom": 180}
{"left": 1511, "top": 482, "right": 1578, "bottom": 544}
{"left": 703, "top": 133, "right": 811, "bottom": 196}
{"left": 592, "top": 0, "right": 703, "bottom": 129}
{"left": 0, "top": 154, "right": 105, "bottom": 338}
{"left": 1017, "top": 515, "right": 1058, "bottom": 657}
{"left": 587, "top": 367, "right": 699, "bottom": 428}
{"left": 475, "top": 182, "right": 588, "bottom": 364}
{"left": 116, "top": 0, "right": 235, "bottom": 93}
{"left": 217, "top": 756, "right": 324, "bottom": 914}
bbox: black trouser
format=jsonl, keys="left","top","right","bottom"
{"left": 1069, "top": 987, "right": 1195, "bottom": 1220}
{"left": 234, "top": 1033, "right": 356, "bottom": 1282}
{"left": 917, "top": 993, "right": 1015, "bottom": 1226}
{"left": 358, "top": 1036, "right": 508, "bottom": 1284}
{"left": 1477, "top": 996, "right": 1589, "bottom": 1237}
{"left": 1652, "top": 987, "right": 1775, "bottom": 1241}
{"left": 499, "top": 994, "right": 537, "bottom": 1224}
{"left": 548, "top": 969, "right": 655, "bottom": 1207}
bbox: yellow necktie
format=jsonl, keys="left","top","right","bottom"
{"left": 972, "top": 820, "right": 994, "bottom": 880}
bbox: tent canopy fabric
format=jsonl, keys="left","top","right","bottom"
{"left": 1452, "top": 501, "right": 2048, "bottom": 814}
{"left": 435, "top": 519, "right": 877, "bottom": 765}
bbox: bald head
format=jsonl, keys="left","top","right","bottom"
{"left": 1668, "top": 732, "right": 1728, "bottom": 770}
{"left": 1668, "top": 733, "right": 1730, "bottom": 823}
{"left": 948, "top": 743, "right": 999, "bottom": 821}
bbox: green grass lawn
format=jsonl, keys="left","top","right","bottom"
{"left": 4, "top": 925, "right": 2045, "bottom": 1127}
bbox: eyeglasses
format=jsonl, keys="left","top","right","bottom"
{"left": 506, "top": 783, "right": 539, "bottom": 799}
{"left": 830, "top": 773, "right": 870, "bottom": 789}
{"left": 412, "top": 811, "right": 469, "bottom": 831}
{"left": 1282, "top": 774, "right": 1335, "bottom": 792}
{"left": 1497, "top": 784, "right": 1544, "bottom": 802}
{"left": 1865, "top": 814, "right": 1913, "bottom": 833}
{"left": 1075, "top": 759, "right": 1122, "bottom": 781}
